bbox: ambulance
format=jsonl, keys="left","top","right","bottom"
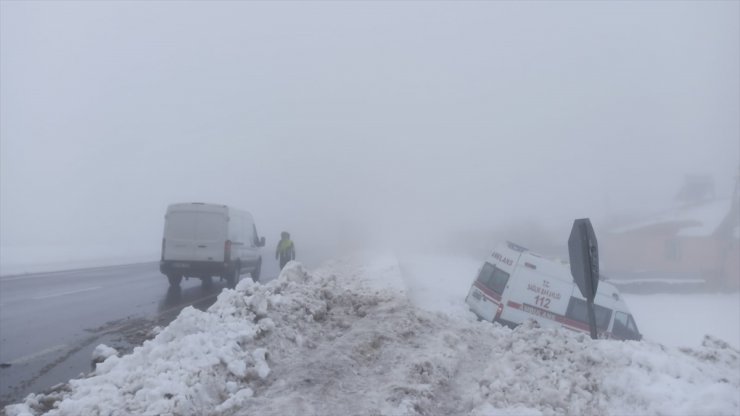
{"left": 465, "top": 242, "right": 641, "bottom": 341}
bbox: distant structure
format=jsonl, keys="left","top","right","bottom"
{"left": 601, "top": 175, "right": 739, "bottom": 290}
{"left": 674, "top": 175, "right": 716, "bottom": 205}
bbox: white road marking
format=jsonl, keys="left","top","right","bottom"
{"left": 32, "top": 286, "right": 102, "bottom": 300}
{"left": 5, "top": 343, "right": 68, "bottom": 365}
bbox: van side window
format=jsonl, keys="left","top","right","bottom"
{"left": 565, "top": 297, "right": 613, "bottom": 331}
{"left": 476, "top": 263, "right": 510, "bottom": 294}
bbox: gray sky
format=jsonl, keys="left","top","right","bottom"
{"left": 1, "top": 1, "right": 738, "bottom": 263}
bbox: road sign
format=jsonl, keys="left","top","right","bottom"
{"left": 569, "top": 218, "right": 599, "bottom": 298}
{"left": 568, "top": 218, "right": 599, "bottom": 339}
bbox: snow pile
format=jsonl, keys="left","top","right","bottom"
{"left": 5, "top": 258, "right": 740, "bottom": 416}
{"left": 90, "top": 344, "right": 118, "bottom": 365}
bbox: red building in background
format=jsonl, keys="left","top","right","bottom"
{"left": 602, "top": 176, "right": 739, "bottom": 290}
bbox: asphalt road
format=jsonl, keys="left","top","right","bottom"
{"left": 0, "top": 259, "right": 281, "bottom": 407}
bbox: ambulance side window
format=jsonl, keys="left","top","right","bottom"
{"left": 565, "top": 297, "right": 613, "bottom": 331}
{"left": 476, "top": 263, "right": 510, "bottom": 294}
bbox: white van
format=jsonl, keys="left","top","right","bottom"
{"left": 465, "top": 242, "right": 641, "bottom": 341}
{"left": 160, "top": 203, "right": 265, "bottom": 287}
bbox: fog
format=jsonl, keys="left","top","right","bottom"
{"left": 1, "top": 1, "right": 738, "bottom": 269}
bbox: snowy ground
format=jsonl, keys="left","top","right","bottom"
{"left": 0, "top": 245, "right": 157, "bottom": 276}
{"left": 398, "top": 253, "right": 740, "bottom": 350}
{"left": 5, "top": 253, "right": 740, "bottom": 416}
{"left": 624, "top": 293, "right": 740, "bottom": 350}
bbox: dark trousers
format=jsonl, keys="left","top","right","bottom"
{"left": 279, "top": 257, "right": 292, "bottom": 269}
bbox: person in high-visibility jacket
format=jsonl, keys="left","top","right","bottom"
{"left": 275, "top": 231, "right": 296, "bottom": 269}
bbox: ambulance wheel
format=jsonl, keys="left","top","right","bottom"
{"left": 167, "top": 274, "right": 182, "bottom": 287}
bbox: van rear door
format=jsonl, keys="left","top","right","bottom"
{"left": 192, "top": 212, "right": 227, "bottom": 262}
{"left": 164, "top": 211, "right": 227, "bottom": 262}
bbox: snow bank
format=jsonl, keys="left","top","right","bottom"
{"left": 5, "top": 258, "right": 739, "bottom": 416}
{"left": 624, "top": 292, "right": 740, "bottom": 349}
{"left": 90, "top": 344, "right": 118, "bottom": 365}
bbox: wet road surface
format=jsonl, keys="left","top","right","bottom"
{"left": 0, "top": 260, "right": 280, "bottom": 406}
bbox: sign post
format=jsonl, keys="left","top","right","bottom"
{"left": 568, "top": 218, "right": 600, "bottom": 340}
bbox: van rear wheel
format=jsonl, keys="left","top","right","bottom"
{"left": 225, "top": 265, "right": 240, "bottom": 289}
{"left": 167, "top": 274, "right": 182, "bottom": 287}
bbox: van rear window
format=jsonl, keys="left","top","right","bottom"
{"left": 565, "top": 297, "right": 613, "bottom": 331}
{"left": 476, "top": 263, "right": 510, "bottom": 294}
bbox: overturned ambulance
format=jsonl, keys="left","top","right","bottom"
{"left": 465, "top": 242, "right": 641, "bottom": 341}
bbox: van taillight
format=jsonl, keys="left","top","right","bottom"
{"left": 161, "top": 238, "right": 165, "bottom": 261}
{"left": 225, "top": 240, "right": 232, "bottom": 262}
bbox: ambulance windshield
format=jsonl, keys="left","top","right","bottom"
{"left": 613, "top": 311, "right": 641, "bottom": 340}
